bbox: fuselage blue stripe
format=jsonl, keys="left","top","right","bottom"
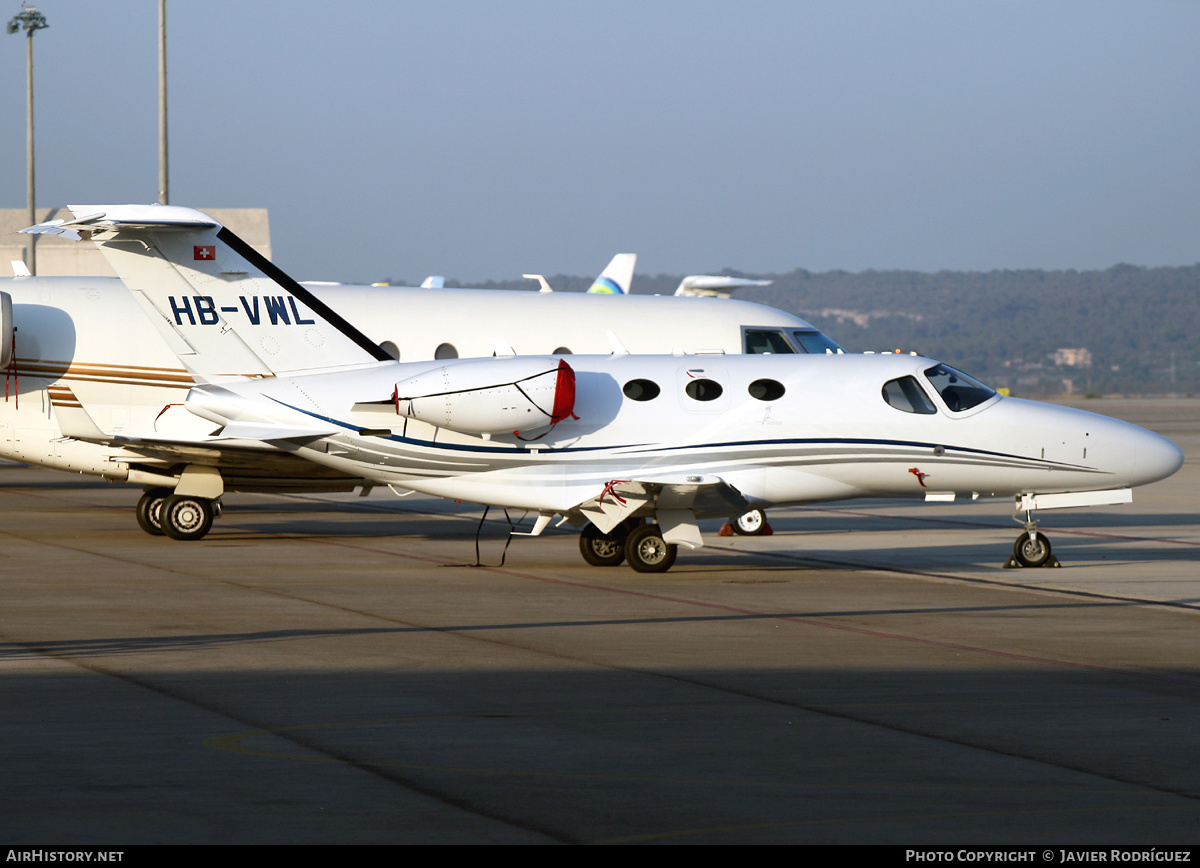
{"left": 269, "top": 397, "right": 1093, "bottom": 470}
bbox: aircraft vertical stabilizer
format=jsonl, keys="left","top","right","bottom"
{"left": 21, "top": 205, "right": 391, "bottom": 380}
{"left": 586, "top": 253, "right": 637, "bottom": 294}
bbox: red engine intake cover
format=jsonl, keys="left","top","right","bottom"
{"left": 550, "top": 358, "right": 576, "bottom": 423}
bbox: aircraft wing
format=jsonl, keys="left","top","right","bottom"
{"left": 574, "top": 474, "right": 749, "bottom": 548}
{"left": 109, "top": 436, "right": 364, "bottom": 493}
{"left": 43, "top": 384, "right": 359, "bottom": 492}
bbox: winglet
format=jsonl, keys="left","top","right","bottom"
{"left": 522, "top": 274, "right": 554, "bottom": 293}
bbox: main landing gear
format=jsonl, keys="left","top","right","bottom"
{"left": 578, "top": 521, "right": 629, "bottom": 566}
{"left": 136, "top": 487, "right": 221, "bottom": 541}
{"left": 718, "top": 508, "right": 772, "bottom": 537}
{"left": 1005, "top": 504, "right": 1060, "bottom": 568}
{"left": 578, "top": 519, "right": 678, "bottom": 573}
{"left": 733, "top": 508, "right": 768, "bottom": 535}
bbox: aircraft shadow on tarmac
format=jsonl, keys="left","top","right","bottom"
{"left": 6, "top": 663, "right": 1200, "bottom": 845}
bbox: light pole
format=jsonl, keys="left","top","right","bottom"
{"left": 159, "top": 0, "right": 168, "bottom": 204}
{"left": 7, "top": 5, "right": 48, "bottom": 275}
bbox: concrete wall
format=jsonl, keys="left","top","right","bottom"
{"left": 1, "top": 207, "right": 271, "bottom": 276}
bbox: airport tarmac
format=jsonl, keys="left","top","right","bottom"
{"left": 1, "top": 397, "right": 1197, "bottom": 844}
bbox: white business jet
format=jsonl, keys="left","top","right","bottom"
{"left": 22, "top": 206, "right": 1183, "bottom": 571}
{"left": 1, "top": 234, "right": 839, "bottom": 538}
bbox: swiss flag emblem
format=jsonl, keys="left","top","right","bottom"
{"left": 194, "top": 245, "right": 216, "bottom": 261}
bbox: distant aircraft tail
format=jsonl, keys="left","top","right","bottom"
{"left": 21, "top": 205, "right": 391, "bottom": 380}
{"left": 586, "top": 253, "right": 637, "bottom": 294}
{"left": 674, "top": 275, "right": 773, "bottom": 299}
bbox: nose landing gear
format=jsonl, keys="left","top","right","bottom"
{"left": 1005, "top": 504, "right": 1061, "bottom": 568}
{"left": 1011, "top": 529, "right": 1055, "bottom": 568}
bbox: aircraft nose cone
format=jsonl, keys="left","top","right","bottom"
{"left": 1134, "top": 429, "right": 1185, "bottom": 486}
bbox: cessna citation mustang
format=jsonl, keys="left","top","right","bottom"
{"left": 3, "top": 232, "right": 839, "bottom": 541}
{"left": 20, "top": 206, "right": 1183, "bottom": 572}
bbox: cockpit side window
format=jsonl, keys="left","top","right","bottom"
{"left": 882, "top": 376, "right": 937, "bottom": 414}
{"left": 923, "top": 364, "right": 995, "bottom": 412}
{"left": 792, "top": 330, "right": 845, "bottom": 354}
{"left": 743, "top": 329, "right": 796, "bottom": 355}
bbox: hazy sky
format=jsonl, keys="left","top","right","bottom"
{"left": 3, "top": 1, "right": 1198, "bottom": 283}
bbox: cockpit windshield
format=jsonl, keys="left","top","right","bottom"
{"left": 923, "top": 364, "right": 996, "bottom": 412}
{"left": 792, "top": 330, "right": 845, "bottom": 354}
{"left": 743, "top": 328, "right": 846, "bottom": 355}
{"left": 743, "top": 330, "right": 796, "bottom": 354}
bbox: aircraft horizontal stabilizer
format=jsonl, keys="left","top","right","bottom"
{"left": 20, "top": 206, "right": 218, "bottom": 240}
{"left": 674, "top": 275, "right": 773, "bottom": 299}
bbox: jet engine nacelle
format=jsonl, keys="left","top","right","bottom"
{"left": 395, "top": 357, "right": 576, "bottom": 436}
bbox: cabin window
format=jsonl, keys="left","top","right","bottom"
{"left": 553, "top": 347, "right": 572, "bottom": 355}
{"left": 792, "top": 330, "right": 845, "bottom": 354}
{"left": 882, "top": 376, "right": 937, "bottom": 414}
{"left": 743, "top": 329, "right": 796, "bottom": 355}
{"left": 748, "top": 378, "right": 785, "bottom": 401}
{"left": 923, "top": 364, "right": 995, "bottom": 412}
{"left": 434, "top": 343, "right": 458, "bottom": 360}
{"left": 623, "top": 379, "right": 660, "bottom": 401}
{"left": 380, "top": 340, "right": 400, "bottom": 361}
{"left": 685, "top": 379, "right": 724, "bottom": 401}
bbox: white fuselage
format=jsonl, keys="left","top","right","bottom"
{"left": 0, "top": 277, "right": 833, "bottom": 489}
{"left": 186, "top": 352, "right": 1184, "bottom": 515}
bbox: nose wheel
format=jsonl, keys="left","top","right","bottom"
{"left": 1005, "top": 504, "right": 1061, "bottom": 568}
{"left": 1011, "top": 531, "right": 1054, "bottom": 568}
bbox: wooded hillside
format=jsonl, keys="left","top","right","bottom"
{"left": 437, "top": 264, "right": 1200, "bottom": 396}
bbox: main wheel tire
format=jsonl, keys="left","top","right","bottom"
{"left": 733, "top": 508, "right": 767, "bottom": 536}
{"left": 161, "top": 494, "right": 215, "bottom": 541}
{"left": 624, "top": 524, "right": 677, "bottom": 573}
{"left": 1013, "top": 531, "right": 1052, "bottom": 567}
{"left": 136, "top": 487, "right": 172, "bottom": 536}
{"left": 579, "top": 523, "right": 626, "bottom": 567}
